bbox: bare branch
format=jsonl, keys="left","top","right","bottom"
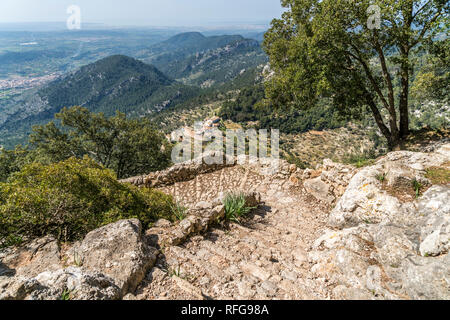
{"left": 348, "top": 44, "right": 391, "bottom": 113}
{"left": 412, "top": 0, "right": 432, "bottom": 21}
{"left": 410, "top": 10, "right": 444, "bottom": 48}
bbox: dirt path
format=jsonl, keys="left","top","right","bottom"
{"left": 135, "top": 165, "right": 332, "bottom": 300}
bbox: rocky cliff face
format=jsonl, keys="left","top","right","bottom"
{"left": 310, "top": 144, "right": 450, "bottom": 300}
{"left": 1, "top": 145, "right": 448, "bottom": 300}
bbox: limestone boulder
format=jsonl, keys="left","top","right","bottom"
{"left": 399, "top": 254, "right": 450, "bottom": 300}
{"left": 304, "top": 177, "right": 335, "bottom": 204}
{"left": 327, "top": 163, "right": 412, "bottom": 228}
{"left": 418, "top": 186, "right": 450, "bottom": 257}
{"left": 0, "top": 267, "right": 120, "bottom": 300}
{"left": 384, "top": 161, "right": 427, "bottom": 189}
{"left": 327, "top": 145, "right": 449, "bottom": 229}
{"left": 310, "top": 145, "right": 450, "bottom": 300}
{"left": 0, "top": 220, "right": 156, "bottom": 300}
{"left": 65, "top": 219, "right": 157, "bottom": 296}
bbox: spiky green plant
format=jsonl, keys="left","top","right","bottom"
{"left": 61, "top": 289, "right": 71, "bottom": 301}
{"left": 222, "top": 192, "right": 256, "bottom": 223}
{"left": 412, "top": 179, "right": 423, "bottom": 198}
{"left": 170, "top": 203, "right": 188, "bottom": 221}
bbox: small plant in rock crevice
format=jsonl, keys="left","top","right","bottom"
{"left": 61, "top": 289, "right": 72, "bottom": 301}
{"left": 169, "top": 265, "right": 182, "bottom": 278}
{"left": 375, "top": 172, "right": 386, "bottom": 182}
{"left": 167, "top": 265, "right": 194, "bottom": 281}
{"left": 170, "top": 202, "right": 188, "bottom": 221}
{"left": 222, "top": 192, "right": 256, "bottom": 224}
{"left": 412, "top": 179, "right": 423, "bottom": 198}
{"left": 73, "top": 252, "right": 83, "bottom": 267}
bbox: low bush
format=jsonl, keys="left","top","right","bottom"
{"left": 0, "top": 157, "right": 175, "bottom": 247}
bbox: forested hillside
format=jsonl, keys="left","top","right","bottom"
{"left": 0, "top": 55, "right": 198, "bottom": 148}
{"left": 143, "top": 32, "right": 268, "bottom": 87}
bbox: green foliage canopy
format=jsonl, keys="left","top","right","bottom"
{"left": 29, "top": 106, "right": 172, "bottom": 179}
{"left": 218, "top": 84, "right": 346, "bottom": 133}
{"left": 411, "top": 39, "right": 450, "bottom": 102}
{"left": 263, "top": 0, "right": 449, "bottom": 148}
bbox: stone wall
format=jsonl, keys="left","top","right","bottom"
{"left": 120, "top": 151, "right": 236, "bottom": 187}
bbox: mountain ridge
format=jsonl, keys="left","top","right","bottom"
{"left": 0, "top": 55, "right": 199, "bottom": 148}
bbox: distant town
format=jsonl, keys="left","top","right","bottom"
{"left": 0, "top": 73, "right": 60, "bottom": 91}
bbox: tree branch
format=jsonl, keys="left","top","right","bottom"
{"left": 410, "top": 10, "right": 443, "bottom": 48}
{"left": 373, "top": 32, "right": 396, "bottom": 114}
{"left": 363, "top": 89, "right": 392, "bottom": 143}
{"left": 348, "top": 44, "right": 391, "bottom": 113}
{"left": 412, "top": 0, "right": 432, "bottom": 21}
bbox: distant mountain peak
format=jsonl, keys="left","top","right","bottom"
{"left": 0, "top": 54, "right": 198, "bottom": 141}
{"left": 80, "top": 54, "right": 170, "bottom": 82}
{"left": 166, "top": 32, "right": 206, "bottom": 43}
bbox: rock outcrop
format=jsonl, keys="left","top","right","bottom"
{"left": 0, "top": 236, "right": 62, "bottom": 278}
{"left": 0, "top": 219, "right": 157, "bottom": 300}
{"left": 303, "top": 159, "right": 356, "bottom": 205}
{"left": 64, "top": 219, "right": 157, "bottom": 296}
{"left": 121, "top": 151, "right": 235, "bottom": 187}
{"left": 0, "top": 267, "right": 120, "bottom": 300}
{"left": 146, "top": 192, "right": 262, "bottom": 248}
{"left": 328, "top": 146, "right": 448, "bottom": 228}
{"left": 309, "top": 145, "right": 450, "bottom": 300}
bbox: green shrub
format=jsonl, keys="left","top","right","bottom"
{"left": 222, "top": 192, "right": 256, "bottom": 223}
{"left": 0, "top": 146, "right": 32, "bottom": 183}
{"left": 285, "top": 153, "right": 307, "bottom": 169}
{"left": 0, "top": 156, "right": 175, "bottom": 247}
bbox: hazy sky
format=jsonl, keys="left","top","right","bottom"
{"left": 0, "top": 0, "right": 284, "bottom": 26}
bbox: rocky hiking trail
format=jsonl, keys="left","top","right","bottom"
{"left": 135, "top": 163, "right": 334, "bottom": 300}
{"left": 1, "top": 144, "right": 449, "bottom": 300}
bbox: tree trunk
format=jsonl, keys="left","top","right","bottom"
{"left": 386, "top": 127, "right": 401, "bottom": 151}
{"left": 365, "top": 92, "right": 400, "bottom": 150}
{"left": 399, "top": 76, "right": 410, "bottom": 137}
{"left": 399, "top": 48, "right": 410, "bottom": 138}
